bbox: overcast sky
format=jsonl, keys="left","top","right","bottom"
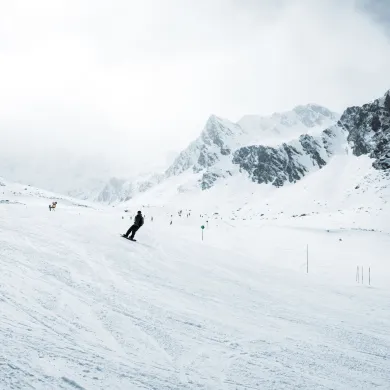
{"left": 1, "top": 0, "right": 390, "bottom": 176}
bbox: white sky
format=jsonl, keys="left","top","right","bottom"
{"left": 1, "top": 0, "right": 390, "bottom": 177}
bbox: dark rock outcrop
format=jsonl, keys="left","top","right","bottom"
{"left": 339, "top": 90, "right": 390, "bottom": 170}
{"left": 232, "top": 128, "right": 344, "bottom": 187}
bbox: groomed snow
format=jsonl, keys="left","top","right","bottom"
{"left": 1, "top": 165, "right": 390, "bottom": 389}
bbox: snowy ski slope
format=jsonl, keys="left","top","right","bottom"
{"left": 1, "top": 166, "right": 390, "bottom": 389}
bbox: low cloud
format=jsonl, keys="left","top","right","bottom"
{"left": 0, "top": 0, "right": 389, "bottom": 180}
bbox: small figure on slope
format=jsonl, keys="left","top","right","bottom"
{"left": 49, "top": 201, "right": 57, "bottom": 211}
{"left": 122, "top": 210, "right": 144, "bottom": 241}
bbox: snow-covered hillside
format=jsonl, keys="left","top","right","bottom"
{"left": 1, "top": 168, "right": 390, "bottom": 389}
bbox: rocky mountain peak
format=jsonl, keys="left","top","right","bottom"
{"left": 200, "top": 115, "right": 243, "bottom": 150}
{"left": 339, "top": 90, "right": 390, "bottom": 169}
{"left": 165, "top": 115, "right": 243, "bottom": 177}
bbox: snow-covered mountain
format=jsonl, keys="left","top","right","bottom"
{"left": 94, "top": 104, "right": 339, "bottom": 202}
{"left": 145, "top": 90, "right": 389, "bottom": 196}
{"left": 95, "top": 173, "right": 164, "bottom": 203}
{"left": 164, "top": 104, "right": 345, "bottom": 191}
{"left": 166, "top": 104, "right": 338, "bottom": 178}
{"left": 6, "top": 92, "right": 387, "bottom": 205}
{"left": 94, "top": 91, "right": 390, "bottom": 203}
{"left": 2, "top": 95, "right": 390, "bottom": 388}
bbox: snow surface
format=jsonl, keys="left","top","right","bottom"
{"left": 1, "top": 163, "right": 390, "bottom": 389}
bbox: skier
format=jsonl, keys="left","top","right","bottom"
{"left": 122, "top": 211, "right": 144, "bottom": 241}
{"left": 49, "top": 201, "right": 57, "bottom": 211}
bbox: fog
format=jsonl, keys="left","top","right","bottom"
{"left": 1, "top": 0, "right": 390, "bottom": 181}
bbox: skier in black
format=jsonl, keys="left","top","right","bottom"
{"left": 122, "top": 211, "right": 144, "bottom": 241}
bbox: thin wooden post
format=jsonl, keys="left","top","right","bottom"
{"left": 306, "top": 244, "right": 309, "bottom": 273}
{"left": 362, "top": 266, "right": 364, "bottom": 284}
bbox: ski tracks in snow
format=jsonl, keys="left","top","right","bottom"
{"left": 1, "top": 205, "right": 390, "bottom": 388}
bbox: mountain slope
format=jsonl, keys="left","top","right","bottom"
{"left": 1, "top": 176, "right": 390, "bottom": 389}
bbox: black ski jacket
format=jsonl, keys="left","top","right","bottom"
{"left": 134, "top": 214, "right": 144, "bottom": 227}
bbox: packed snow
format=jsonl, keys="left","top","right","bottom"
{"left": 1, "top": 151, "right": 390, "bottom": 390}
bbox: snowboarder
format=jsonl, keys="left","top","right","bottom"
{"left": 122, "top": 211, "right": 144, "bottom": 241}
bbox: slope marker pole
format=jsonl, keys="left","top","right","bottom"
{"left": 306, "top": 244, "right": 309, "bottom": 274}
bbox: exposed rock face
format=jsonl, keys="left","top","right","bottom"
{"left": 232, "top": 127, "right": 346, "bottom": 187}
{"left": 339, "top": 90, "right": 390, "bottom": 169}
{"left": 233, "top": 144, "right": 304, "bottom": 187}
{"left": 229, "top": 91, "right": 390, "bottom": 188}
{"left": 200, "top": 172, "right": 221, "bottom": 190}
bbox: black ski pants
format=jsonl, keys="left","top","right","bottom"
{"left": 125, "top": 225, "right": 140, "bottom": 239}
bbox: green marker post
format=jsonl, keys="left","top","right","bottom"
{"left": 201, "top": 225, "right": 205, "bottom": 241}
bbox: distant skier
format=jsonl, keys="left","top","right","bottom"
{"left": 122, "top": 211, "right": 144, "bottom": 241}
{"left": 49, "top": 201, "right": 57, "bottom": 211}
